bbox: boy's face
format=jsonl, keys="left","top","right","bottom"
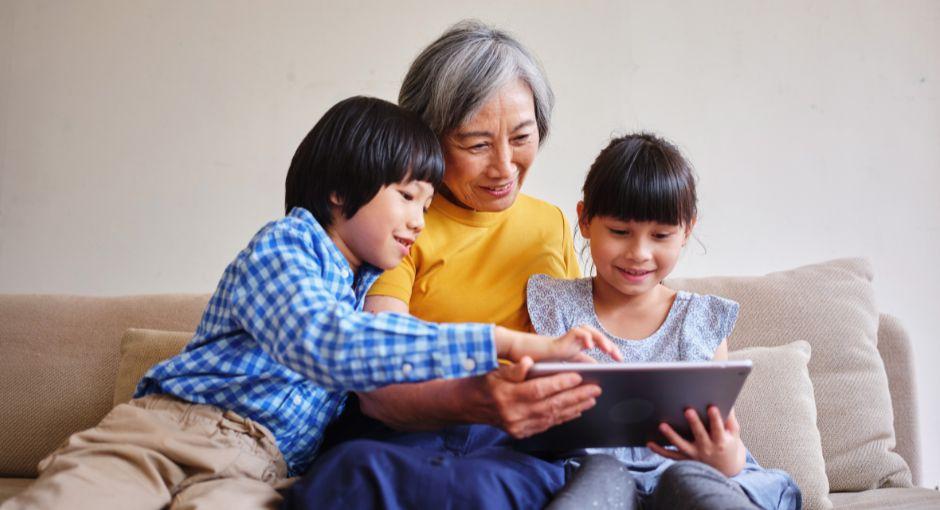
{"left": 329, "top": 180, "right": 434, "bottom": 272}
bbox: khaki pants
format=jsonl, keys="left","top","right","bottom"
{"left": 3, "top": 394, "right": 293, "bottom": 510}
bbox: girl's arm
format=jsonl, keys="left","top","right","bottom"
{"left": 646, "top": 338, "right": 747, "bottom": 477}
{"left": 712, "top": 338, "right": 729, "bottom": 360}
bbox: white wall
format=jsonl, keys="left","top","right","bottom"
{"left": 2, "top": 0, "right": 938, "bottom": 486}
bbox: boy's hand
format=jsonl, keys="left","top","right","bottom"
{"left": 646, "top": 406, "right": 746, "bottom": 477}
{"left": 496, "top": 325, "right": 622, "bottom": 363}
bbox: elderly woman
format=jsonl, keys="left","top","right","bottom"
{"left": 284, "top": 21, "right": 612, "bottom": 509}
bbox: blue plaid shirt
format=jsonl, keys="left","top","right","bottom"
{"left": 136, "top": 207, "right": 497, "bottom": 475}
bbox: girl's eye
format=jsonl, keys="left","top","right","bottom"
{"left": 608, "top": 228, "right": 628, "bottom": 235}
{"left": 654, "top": 233, "right": 673, "bottom": 239}
{"left": 399, "top": 191, "right": 414, "bottom": 201}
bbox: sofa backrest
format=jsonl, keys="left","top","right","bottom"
{"left": 0, "top": 268, "right": 923, "bottom": 487}
{"left": 0, "top": 294, "right": 210, "bottom": 477}
{"left": 878, "top": 313, "right": 921, "bottom": 486}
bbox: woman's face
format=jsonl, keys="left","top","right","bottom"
{"left": 440, "top": 79, "right": 539, "bottom": 212}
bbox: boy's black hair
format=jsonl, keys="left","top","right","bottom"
{"left": 581, "top": 133, "right": 697, "bottom": 226}
{"left": 285, "top": 96, "right": 444, "bottom": 227}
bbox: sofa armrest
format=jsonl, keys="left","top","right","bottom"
{"left": 878, "top": 313, "right": 921, "bottom": 486}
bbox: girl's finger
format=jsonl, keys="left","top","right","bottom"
{"left": 647, "top": 442, "right": 689, "bottom": 461}
{"left": 685, "top": 408, "right": 711, "bottom": 446}
{"left": 659, "top": 422, "right": 696, "bottom": 458}
{"left": 708, "top": 406, "right": 725, "bottom": 443}
{"left": 727, "top": 409, "right": 740, "bottom": 435}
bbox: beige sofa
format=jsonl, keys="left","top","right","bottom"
{"left": 1, "top": 258, "right": 938, "bottom": 508}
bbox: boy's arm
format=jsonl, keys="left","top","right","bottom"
{"left": 357, "top": 295, "right": 604, "bottom": 437}
{"left": 230, "top": 226, "right": 498, "bottom": 392}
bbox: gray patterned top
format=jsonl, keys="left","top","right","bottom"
{"left": 526, "top": 274, "right": 738, "bottom": 364}
{"left": 525, "top": 274, "right": 743, "bottom": 494}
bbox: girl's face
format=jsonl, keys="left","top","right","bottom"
{"left": 578, "top": 203, "right": 694, "bottom": 300}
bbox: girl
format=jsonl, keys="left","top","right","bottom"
{"left": 526, "top": 133, "right": 801, "bottom": 510}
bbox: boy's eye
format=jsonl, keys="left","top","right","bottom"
{"left": 654, "top": 232, "right": 674, "bottom": 239}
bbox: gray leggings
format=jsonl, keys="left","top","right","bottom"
{"left": 546, "top": 455, "right": 759, "bottom": 510}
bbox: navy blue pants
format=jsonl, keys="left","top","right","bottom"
{"left": 283, "top": 423, "right": 566, "bottom": 510}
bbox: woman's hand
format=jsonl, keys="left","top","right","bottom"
{"left": 495, "top": 324, "right": 622, "bottom": 363}
{"left": 646, "top": 406, "right": 746, "bottom": 477}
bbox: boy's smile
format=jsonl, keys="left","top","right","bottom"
{"left": 328, "top": 180, "right": 434, "bottom": 272}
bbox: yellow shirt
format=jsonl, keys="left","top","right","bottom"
{"left": 368, "top": 193, "right": 581, "bottom": 331}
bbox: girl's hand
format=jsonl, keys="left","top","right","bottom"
{"left": 495, "top": 325, "right": 623, "bottom": 363}
{"left": 647, "top": 406, "right": 746, "bottom": 477}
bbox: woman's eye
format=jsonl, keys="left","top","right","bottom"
{"left": 399, "top": 191, "right": 414, "bottom": 201}
{"left": 467, "top": 143, "right": 488, "bottom": 152}
{"left": 513, "top": 134, "right": 530, "bottom": 143}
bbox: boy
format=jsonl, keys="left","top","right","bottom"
{"left": 4, "top": 96, "right": 617, "bottom": 510}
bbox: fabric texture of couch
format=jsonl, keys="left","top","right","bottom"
{"left": 1, "top": 258, "right": 938, "bottom": 508}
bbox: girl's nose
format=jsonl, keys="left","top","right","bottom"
{"left": 625, "top": 240, "right": 651, "bottom": 262}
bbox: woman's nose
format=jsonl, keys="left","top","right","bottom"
{"left": 487, "top": 142, "right": 514, "bottom": 179}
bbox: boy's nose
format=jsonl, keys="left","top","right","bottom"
{"left": 407, "top": 210, "right": 425, "bottom": 233}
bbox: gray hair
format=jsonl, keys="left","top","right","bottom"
{"left": 399, "top": 20, "right": 554, "bottom": 145}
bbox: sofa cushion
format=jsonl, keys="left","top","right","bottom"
{"left": 112, "top": 329, "right": 193, "bottom": 406}
{"left": 667, "top": 258, "right": 911, "bottom": 491}
{"left": 0, "top": 294, "right": 209, "bottom": 477}
{"left": 829, "top": 487, "right": 940, "bottom": 509}
{"left": 730, "top": 341, "right": 831, "bottom": 510}
{"left": 0, "top": 478, "right": 34, "bottom": 505}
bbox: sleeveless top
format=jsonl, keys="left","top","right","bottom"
{"left": 526, "top": 274, "right": 738, "bottom": 363}
{"left": 525, "top": 275, "right": 801, "bottom": 510}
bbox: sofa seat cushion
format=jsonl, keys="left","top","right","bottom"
{"left": 113, "top": 329, "right": 193, "bottom": 405}
{"left": 829, "top": 488, "right": 940, "bottom": 509}
{"left": 730, "top": 341, "right": 831, "bottom": 510}
{"left": 667, "top": 258, "right": 911, "bottom": 491}
{"left": 0, "top": 294, "right": 209, "bottom": 478}
{"left": 0, "top": 478, "right": 35, "bottom": 505}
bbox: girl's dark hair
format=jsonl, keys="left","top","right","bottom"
{"left": 581, "top": 133, "right": 697, "bottom": 226}
{"left": 285, "top": 96, "right": 444, "bottom": 227}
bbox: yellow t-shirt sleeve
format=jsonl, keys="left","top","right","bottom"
{"left": 367, "top": 252, "right": 416, "bottom": 304}
{"left": 560, "top": 208, "right": 582, "bottom": 279}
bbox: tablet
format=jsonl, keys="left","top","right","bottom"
{"left": 515, "top": 361, "right": 752, "bottom": 453}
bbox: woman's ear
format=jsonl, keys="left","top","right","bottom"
{"left": 576, "top": 201, "right": 591, "bottom": 239}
